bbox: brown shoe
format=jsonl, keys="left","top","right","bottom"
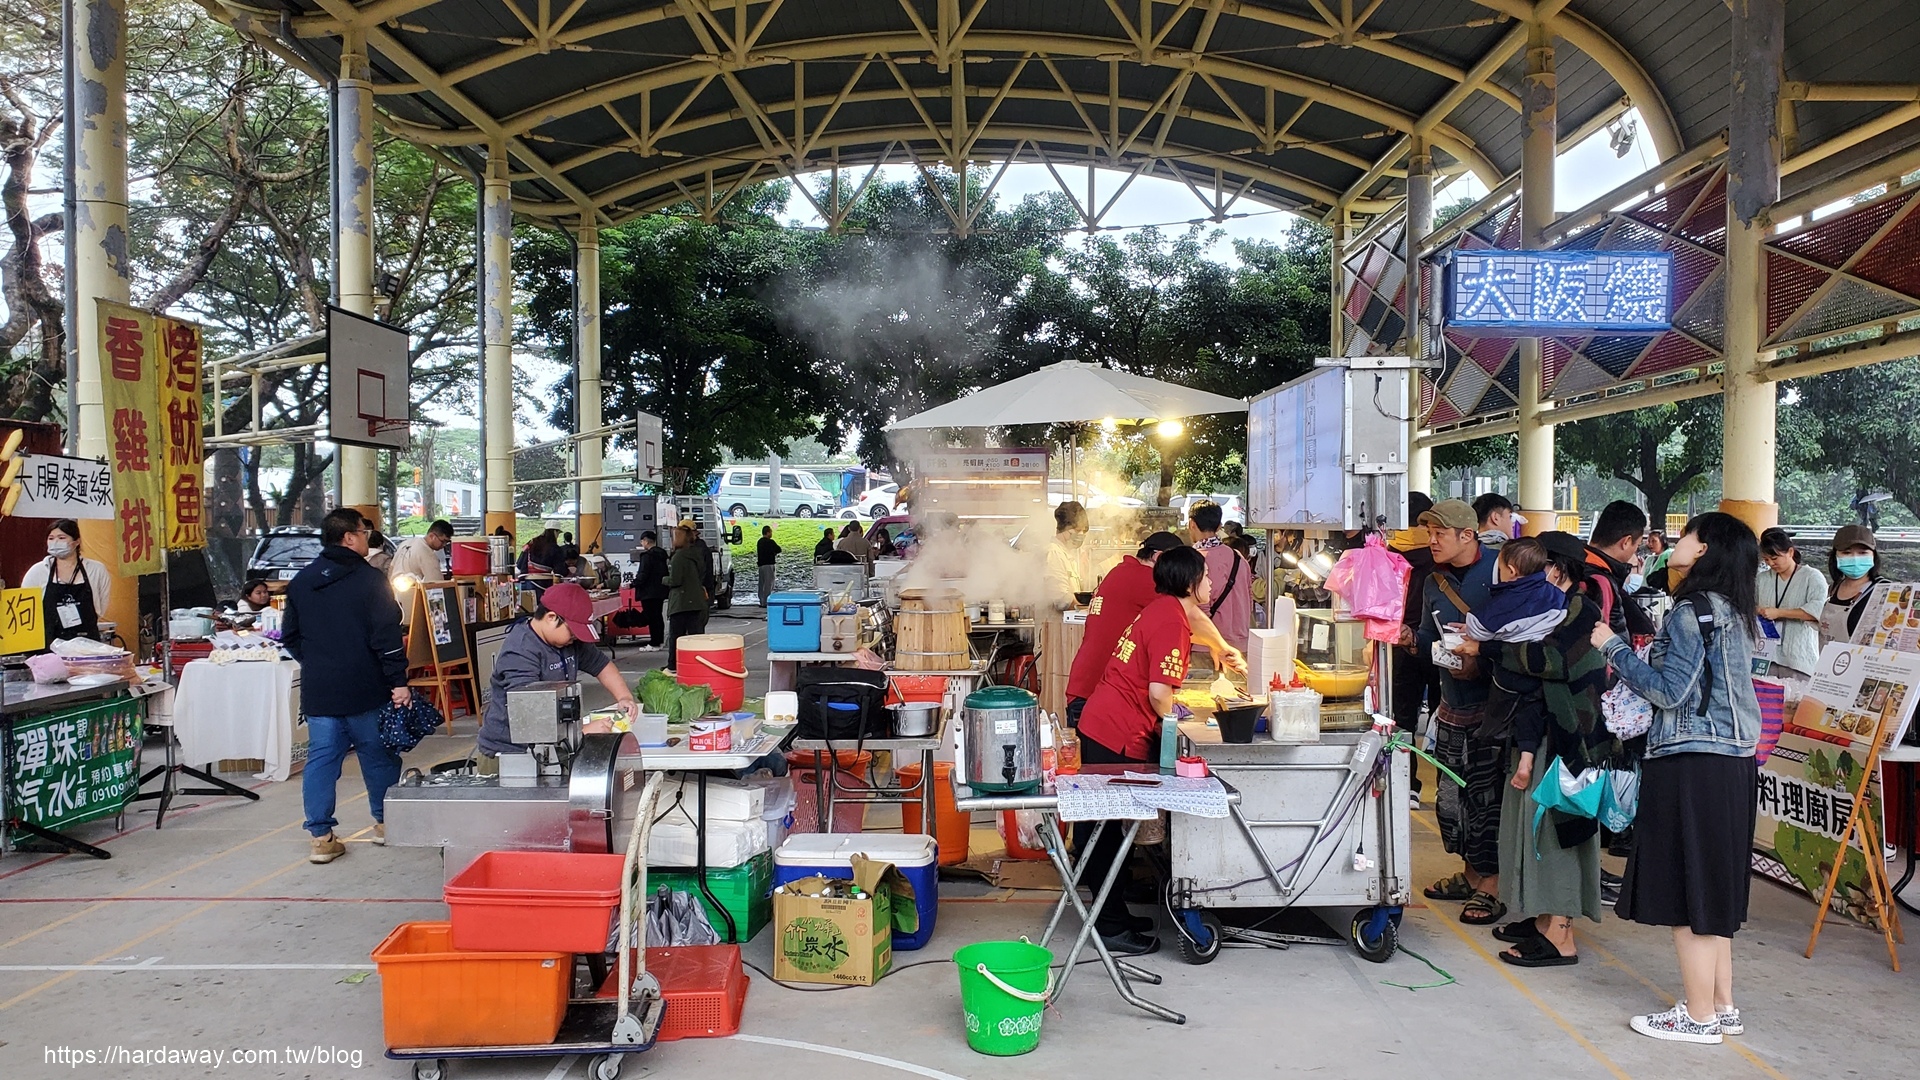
{"left": 370, "top": 823, "right": 386, "bottom": 846}
{"left": 310, "top": 833, "right": 346, "bottom": 864}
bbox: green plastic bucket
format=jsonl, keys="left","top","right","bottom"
{"left": 953, "top": 940, "right": 1053, "bottom": 1056}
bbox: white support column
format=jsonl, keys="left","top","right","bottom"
{"left": 335, "top": 31, "right": 379, "bottom": 523}
{"left": 1404, "top": 138, "right": 1434, "bottom": 495}
{"left": 70, "top": 0, "right": 129, "bottom": 461}
{"left": 1515, "top": 21, "right": 1557, "bottom": 531}
{"left": 482, "top": 145, "right": 516, "bottom": 536}
{"left": 575, "top": 221, "right": 603, "bottom": 551}
{"left": 1721, "top": 0, "right": 1783, "bottom": 533}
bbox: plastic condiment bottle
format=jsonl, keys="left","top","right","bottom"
{"left": 1159, "top": 714, "right": 1180, "bottom": 774}
{"left": 1039, "top": 718, "right": 1058, "bottom": 787}
{"left": 1057, "top": 724, "right": 1081, "bottom": 775}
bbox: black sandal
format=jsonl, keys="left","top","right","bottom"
{"left": 1424, "top": 871, "right": 1475, "bottom": 901}
{"left": 1498, "top": 932, "right": 1578, "bottom": 967}
{"left": 1459, "top": 890, "right": 1507, "bottom": 925}
{"left": 1492, "top": 919, "right": 1543, "bottom": 944}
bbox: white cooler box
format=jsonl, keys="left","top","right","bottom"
{"left": 772, "top": 833, "right": 939, "bottom": 949}
{"left": 646, "top": 817, "right": 770, "bottom": 868}
{"left": 659, "top": 774, "right": 767, "bottom": 822}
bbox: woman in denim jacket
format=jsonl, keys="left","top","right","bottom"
{"left": 1590, "top": 512, "right": 1761, "bottom": 1046}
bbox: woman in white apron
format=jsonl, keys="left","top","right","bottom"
{"left": 1818, "top": 524, "right": 1881, "bottom": 648}
{"left": 19, "top": 519, "right": 112, "bottom": 642}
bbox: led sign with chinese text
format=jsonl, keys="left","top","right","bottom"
{"left": 1446, "top": 250, "right": 1673, "bottom": 333}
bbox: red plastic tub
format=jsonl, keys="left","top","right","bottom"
{"left": 595, "top": 945, "right": 749, "bottom": 1041}
{"left": 444, "top": 851, "right": 626, "bottom": 952}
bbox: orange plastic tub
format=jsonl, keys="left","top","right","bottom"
{"left": 371, "top": 922, "right": 570, "bottom": 1049}
{"left": 444, "top": 851, "right": 625, "bottom": 953}
{"left": 896, "top": 760, "right": 968, "bottom": 865}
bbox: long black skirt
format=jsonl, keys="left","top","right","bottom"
{"left": 1617, "top": 751, "right": 1759, "bottom": 938}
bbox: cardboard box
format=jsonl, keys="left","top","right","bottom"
{"left": 772, "top": 855, "right": 917, "bottom": 986}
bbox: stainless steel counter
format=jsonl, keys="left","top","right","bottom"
{"left": 1, "top": 679, "right": 129, "bottom": 717}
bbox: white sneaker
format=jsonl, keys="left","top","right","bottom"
{"left": 1408, "top": 793, "right": 1422, "bottom": 810}
{"left": 1717, "top": 1008, "right": 1742, "bottom": 1036}
{"left": 1630, "top": 1004, "right": 1722, "bottom": 1044}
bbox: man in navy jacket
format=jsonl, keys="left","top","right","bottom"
{"left": 283, "top": 507, "right": 411, "bottom": 864}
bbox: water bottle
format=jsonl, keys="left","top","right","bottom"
{"left": 1159, "top": 714, "right": 1180, "bottom": 774}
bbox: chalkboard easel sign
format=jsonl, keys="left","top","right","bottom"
{"left": 407, "top": 581, "right": 469, "bottom": 669}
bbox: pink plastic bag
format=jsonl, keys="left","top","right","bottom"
{"left": 1324, "top": 534, "right": 1412, "bottom": 627}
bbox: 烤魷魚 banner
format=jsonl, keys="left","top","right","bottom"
{"left": 98, "top": 301, "right": 162, "bottom": 574}
{"left": 158, "top": 316, "right": 204, "bottom": 550}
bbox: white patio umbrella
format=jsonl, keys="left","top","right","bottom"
{"left": 884, "top": 360, "right": 1246, "bottom": 430}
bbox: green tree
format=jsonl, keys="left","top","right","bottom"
{"left": 520, "top": 184, "right": 832, "bottom": 491}
{"left": 1789, "top": 358, "right": 1920, "bottom": 523}
{"left": 1553, "top": 397, "right": 1721, "bottom": 525}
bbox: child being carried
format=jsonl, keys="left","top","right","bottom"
{"left": 1460, "top": 538, "right": 1566, "bottom": 790}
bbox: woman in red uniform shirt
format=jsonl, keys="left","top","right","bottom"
{"left": 1073, "top": 545, "right": 1211, "bottom": 954}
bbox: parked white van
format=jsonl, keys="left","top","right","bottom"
{"left": 707, "top": 467, "right": 836, "bottom": 518}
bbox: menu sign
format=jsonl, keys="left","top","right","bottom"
{"left": 1786, "top": 642, "right": 1920, "bottom": 751}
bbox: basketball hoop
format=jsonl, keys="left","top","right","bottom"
{"left": 368, "top": 417, "right": 414, "bottom": 437}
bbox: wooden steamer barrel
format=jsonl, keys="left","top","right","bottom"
{"left": 893, "top": 588, "right": 970, "bottom": 671}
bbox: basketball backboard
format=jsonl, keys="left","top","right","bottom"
{"left": 326, "top": 306, "right": 411, "bottom": 450}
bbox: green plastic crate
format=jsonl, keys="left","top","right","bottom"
{"left": 647, "top": 850, "right": 772, "bottom": 942}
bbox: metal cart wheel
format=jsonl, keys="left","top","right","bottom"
{"left": 589, "top": 1053, "right": 624, "bottom": 1080}
{"left": 411, "top": 1059, "right": 446, "bottom": 1080}
{"left": 1350, "top": 908, "right": 1399, "bottom": 964}
{"left": 1174, "top": 909, "right": 1223, "bottom": 965}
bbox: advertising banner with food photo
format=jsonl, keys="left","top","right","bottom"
{"left": 1750, "top": 732, "right": 1887, "bottom": 923}
{"left": 1786, "top": 643, "right": 1920, "bottom": 751}
{"left": 1851, "top": 581, "right": 1920, "bottom": 650}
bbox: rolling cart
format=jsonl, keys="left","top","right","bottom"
{"left": 385, "top": 773, "right": 670, "bottom": 1080}
{"left": 1166, "top": 718, "right": 1411, "bottom": 965}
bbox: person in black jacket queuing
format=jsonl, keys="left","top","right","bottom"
{"left": 282, "top": 508, "right": 411, "bottom": 865}
{"left": 629, "top": 531, "right": 670, "bottom": 650}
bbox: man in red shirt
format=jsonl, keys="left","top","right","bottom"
{"left": 1073, "top": 546, "right": 1212, "bottom": 954}
{"left": 1065, "top": 532, "right": 1243, "bottom": 725}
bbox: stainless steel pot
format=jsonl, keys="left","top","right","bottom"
{"left": 960, "top": 686, "right": 1041, "bottom": 793}
{"left": 888, "top": 701, "right": 941, "bottom": 738}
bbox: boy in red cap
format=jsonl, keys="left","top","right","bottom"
{"left": 476, "top": 581, "right": 639, "bottom": 767}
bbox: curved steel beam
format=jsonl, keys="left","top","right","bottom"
{"left": 511, "top": 124, "right": 1400, "bottom": 219}
{"left": 483, "top": 30, "right": 1501, "bottom": 184}
{"left": 1465, "top": 0, "right": 1682, "bottom": 159}
{"left": 536, "top": 83, "right": 1398, "bottom": 178}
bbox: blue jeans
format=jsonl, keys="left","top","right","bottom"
{"left": 303, "top": 707, "right": 402, "bottom": 837}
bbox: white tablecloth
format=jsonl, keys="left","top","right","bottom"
{"left": 171, "top": 659, "right": 301, "bottom": 781}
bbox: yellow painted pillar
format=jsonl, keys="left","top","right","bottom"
{"left": 1515, "top": 22, "right": 1557, "bottom": 525}
{"left": 482, "top": 145, "right": 516, "bottom": 537}
{"left": 335, "top": 32, "right": 380, "bottom": 526}
{"left": 70, "top": 0, "right": 140, "bottom": 641}
{"left": 1404, "top": 139, "right": 1434, "bottom": 495}
{"left": 575, "top": 221, "right": 604, "bottom": 553}
{"left": 1720, "top": 0, "right": 1782, "bottom": 534}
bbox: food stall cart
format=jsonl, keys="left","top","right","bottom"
{"left": 2, "top": 680, "right": 147, "bottom": 858}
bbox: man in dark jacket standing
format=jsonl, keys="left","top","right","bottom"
{"left": 630, "top": 530, "right": 669, "bottom": 650}
{"left": 283, "top": 508, "right": 411, "bottom": 864}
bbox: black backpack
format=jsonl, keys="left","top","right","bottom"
{"left": 795, "top": 666, "right": 890, "bottom": 743}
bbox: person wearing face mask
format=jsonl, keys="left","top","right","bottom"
{"left": 1046, "top": 501, "right": 1093, "bottom": 606}
{"left": 1581, "top": 501, "right": 1656, "bottom": 639}
{"left": 21, "top": 519, "right": 112, "bottom": 642}
{"left": 1820, "top": 524, "right": 1883, "bottom": 647}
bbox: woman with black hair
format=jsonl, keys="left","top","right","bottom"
{"left": 1819, "top": 523, "right": 1881, "bottom": 647}
{"left": 1756, "top": 528, "right": 1825, "bottom": 678}
{"left": 21, "top": 519, "right": 111, "bottom": 642}
{"left": 1592, "top": 512, "right": 1761, "bottom": 1044}
{"left": 1073, "top": 545, "right": 1212, "bottom": 956}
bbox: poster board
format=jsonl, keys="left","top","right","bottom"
{"left": 407, "top": 581, "right": 469, "bottom": 669}
{"left": 1, "top": 587, "right": 47, "bottom": 654}
{"left": 14, "top": 454, "right": 114, "bottom": 520}
{"left": 1785, "top": 642, "right": 1920, "bottom": 751}
{"left": 1245, "top": 367, "right": 1348, "bottom": 529}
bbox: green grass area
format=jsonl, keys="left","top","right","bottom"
{"left": 728, "top": 517, "right": 844, "bottom": 596}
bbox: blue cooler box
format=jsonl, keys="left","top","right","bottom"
{"left": 766, "top": 591, "right": 825, "bottom": 652}
{"left": 773, "top": 834, "right": 939, "bottom": 950}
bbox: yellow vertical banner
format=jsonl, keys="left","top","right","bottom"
{"left": 159, "top": 316, "right": 205, "bottom": 550}
{"left": 98, "top": 301, "right": 162, "bottom": 575}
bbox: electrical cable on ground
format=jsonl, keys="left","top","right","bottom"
{"left": 1379, "top": 943, "right": 1456, "bottom": 992}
